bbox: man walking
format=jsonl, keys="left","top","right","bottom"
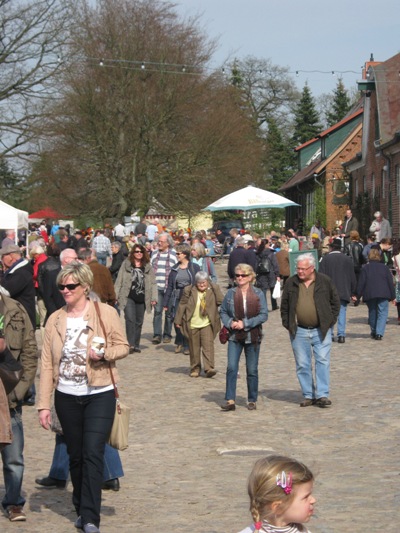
{"left": 340, "top": 208, "right": 359, "bottom": 247}
{"left": 280, "top": 253, "right": 340, "bottom": 408}
{"left": 319, "top": 239, "right": 357, "bottom": 343}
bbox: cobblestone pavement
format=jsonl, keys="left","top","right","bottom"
{"left": 1, "top": 262, "right": 400, "bottom": 532}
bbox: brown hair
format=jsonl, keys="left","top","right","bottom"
{"left": 129, "top": 243, "right": 149, "bottom": 266}
{"left": 350, "top": 230, "right": 360, "bottom": 241}
{"left": 368, "top": 249, "right": 381, "bottom": 262}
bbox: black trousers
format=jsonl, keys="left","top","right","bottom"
{"left": 55, "top": 389, "right": 115, "bottom": 527}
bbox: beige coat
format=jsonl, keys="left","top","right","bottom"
{"left": 37, "top": 300, "right": 129, "bottom": 411}
{"left": 174, "top": 282, "right": 224, "bottom": 339}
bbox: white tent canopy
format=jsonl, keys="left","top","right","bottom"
{"left": 202, "top": 185, "right": 300, "bottom": 211}
{"left": 0, "top": 199, "right": 29, "bottom": 243}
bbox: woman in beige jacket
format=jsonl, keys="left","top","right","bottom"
{"left": 38, "top": 263, "right": 129, "bottom": 533}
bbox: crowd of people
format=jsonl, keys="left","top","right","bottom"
{"left": 0, "top": 208, "right": 398, "bottom": 531}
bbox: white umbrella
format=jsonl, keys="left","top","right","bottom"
{"left": 202, "top": 185, "right": 300, "bottom": 211}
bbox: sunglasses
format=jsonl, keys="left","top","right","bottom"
{"left": 235, "top": 274, "right": 249, "bottom": 278}
{"left": 57, "top": 283, "right": 80, "bottom": 291}
{"left": 133, "top": 250, "right": 143, "bottom": 254}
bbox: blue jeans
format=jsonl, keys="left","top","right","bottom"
{"left": 49, "top": 434, "right": 123, "bottom": 482}
{"left": 331, "top": 300, "right": 348, "bottom": 337}
{"left": 153, "top": 288, "right": 172, "bottom": 340}
{"left": 1, "top": 407, "right": 25, "bottom": 510}
{"left": 96, "top": 252, "right": 108, "bottom": 265}
{"left": 55, "top": 389, "right": 115, "bottom": 527}
{"left": 225, "top": 341, "right": 260, "bottom": 403}
{"left": 290, "top": 327, "right": 332, "bottom": 399}
{"left": 124, "top": 298, "right": 145, "bottom": 348}
{"left": 366, "top": 298, "right": 389, "bottom": 336}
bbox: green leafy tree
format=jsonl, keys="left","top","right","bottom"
{"left": 326, "top": 79, "right": 351, "bottom": 127}
{"left": 292, "top": 83, "right": 322, "bottom": 146}
{"left": 264, "top": 118, "right": 295, "bottom": 191}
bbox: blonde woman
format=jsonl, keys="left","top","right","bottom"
{"left": 219, "top": 264, "right": 268, "bottom": 411}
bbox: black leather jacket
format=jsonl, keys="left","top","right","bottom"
{"left": 345, "top": 241, "right": 364, "bottom": 273}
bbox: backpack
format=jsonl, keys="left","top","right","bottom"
{"left": 257, "top": 255, "right": 271, "bottom": 274}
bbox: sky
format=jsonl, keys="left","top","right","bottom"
{"left": 175, "top": 0, "right": 400, "bottom": 97}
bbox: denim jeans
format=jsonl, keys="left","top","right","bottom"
{"left": 290, "top": 326, "right": 332, "bottom": 399}
{"left": 225, "top": 340, "right": 260, "bottom": 403}
{"left": 366, "top": 298, "right": 389, "bottom": 336}
{"left": 153, "top": 288, "right": 172, "bottom": 340}
{"left": 55, "top": 389, "right": 115, "bottom": 528}
{"left": 1, "top": 407, "right": 25, "bottom": 510}
{"left": 124, "top": 298, "right": 145, "bottom": 348}
{"left": 96, "top": 252, "right": 108, "bottom": 265}
{"left": 331, "top": 300, "right": 348, "bottom": 337}
{"left": 49, "top": 434, "right": 123, "bottom": 482}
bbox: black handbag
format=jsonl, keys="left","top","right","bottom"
{"left": 0, "top": 347, "right": 24, "bottom": 395}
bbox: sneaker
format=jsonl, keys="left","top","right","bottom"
{"left": 152, "top": 336, "right": 161, "bottom": 345}
{"left": 247, "top": 402, "right": 257, "bottom": 410}
{"left": 83, "top": 524, "right": 100, "bottom": 533}
{"left": 162, "top": 337, "right": 171, "bottom": 343}
{"left": 7, "top": 505, "right": 26, "bottom": 522}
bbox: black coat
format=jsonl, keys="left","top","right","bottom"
{"left": 227, "top": 246, "right": 253, "bottom": 279}
{"left": 319, "top": 251, "right": 357, "bottom": 302}
{"left": 255, "top": 249, "right": 279, "bottom": 290}
{"left": 2, "top": 259, "right": 36, "bottom": 329}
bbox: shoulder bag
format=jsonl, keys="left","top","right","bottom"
{"left": 94, "top": 302, "right": 130, "bottom": 451}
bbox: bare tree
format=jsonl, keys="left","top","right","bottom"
{"left": 29, "top": 0, "right": 263, "bottom": 219}
{"left": 0, "top": 0, "right": 71, "bottom": 163}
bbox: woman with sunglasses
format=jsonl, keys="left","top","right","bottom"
{"left": 37, "top": 262, "right": 129, "bottom": 533}
{"left": 163, "top": 243, "right": 200, "bottom": 354}
{"left": 219, "top": 263, "right": 268, "bottom": 411}
{"left": 114, "top": 244, "right": 157, "bottom": 353}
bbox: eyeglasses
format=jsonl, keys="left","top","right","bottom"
{"left": 296, "top": 266, "right": 313, "bottom": 272}
{"left": 57, "top": 283, "right": 80, "bottom": 291}
{"left": 235, "top": 274, "right": 249, "bottom": 278}
{"left": 176, "top": 252, "right": 184, "bottom": 255}
{"left": 133, "top": 250, "right": 143, "bottom": 254}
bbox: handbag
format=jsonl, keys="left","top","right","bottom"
{"left": 94, "top": 301, "right": 130, "bottom": 451}
{"left": 272, "top": 283, "right": 281, "bottom": 300}
{"left": 219, "top": 325, "right": 230, "bottom": 344}
{"left": 50, "top": 403, "right": 63, "bottom": 434}
{"left": 0, "top": 346, "right": 24, "bottom": 395}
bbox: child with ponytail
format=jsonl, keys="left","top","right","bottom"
{"left": 239, "top": 455, "right": 316, "bottom": 533}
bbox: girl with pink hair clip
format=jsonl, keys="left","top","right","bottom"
{"left": 238, "top": 455, "right": 316, "bottom": 533}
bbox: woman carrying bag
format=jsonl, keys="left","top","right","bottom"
{"left": 37, "top": 263, "right": 129, "bottom": 533}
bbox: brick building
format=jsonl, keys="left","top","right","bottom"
{"left": 344, "top": 53, "right": 400, "bottom": 238}
{"left": 280, "top": 108, "right": 363, "bottom": 233}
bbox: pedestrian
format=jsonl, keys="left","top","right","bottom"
{"left": 369, "top": 211, "right": 391, "bottom": 242}
{"left": 344, "top": 230, "right": 364, "bottom": 306}
{"left": 37, "top": 262, "right": 129, "bottom": 533}
{"left": 174, "top": 271, "right": 223, "bottom": 378}
{"left": 340, "top": 208, "right": 359, "bottom": 247}
{"left": 238, "top": 455, "right": 316, "bottom": 533}
{"left": 109, "top": 241, "right": 125, "bottom": 283}
{"left": 280, "top": 252, "right": 340, "bottom": 407}
{"left": 220, "top": 264, "right": 268, "bottom": 411}
{"left": 92, "top": 229, "right": 112, "bottom": 265}
{"left": 255, "top": 239, "right": 280, "bottom": 311}
{"left": 114, "top": 244, "right": 157, "bottom": 353}
{"left": 356, "top": 248, "right": 395, "bottom": 340}
{"left": 393, "top": 241, "right": 400, "bottom": 325}
{"left": 191, "top": 242, "right": 217, "bottom": 282}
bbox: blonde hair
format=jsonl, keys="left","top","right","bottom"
{"left": 247, "top": 455, "right": 314, "bottom": 530}
{"left": 235, "top": 263, "right": 256, "bottom": 283}
{"left": 57, "top": 262, "right": 93, "bottom": 296}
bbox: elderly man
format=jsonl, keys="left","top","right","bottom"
{"left": 151, "top": 233, "right": 177, "bottom": 344}
{"left": 369, "top": 211, "right": 392, "bottom": 242}
{"left": 340, "top": 208, "right": 359, "bottom": 247}
{"left": 1, "top": 230, "right": 16, "bottom": 248}
{"left": 0, "top": 244, "right": 36, "bottom": 329}
{"left": 280, "top": 252, "right": 340, "bottom": 408}
{"left": 0, "top": 289, "right": 38, "bottom": 522}
{"left": 92, "top": 229, "right": 112, "bottom": 265}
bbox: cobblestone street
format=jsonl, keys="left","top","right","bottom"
{"left": 2, "top": 262, "right": 399, "bottom": 532}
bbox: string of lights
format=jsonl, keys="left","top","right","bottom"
{"left": 68, "top": 56, "right": 399, "bottom": 81}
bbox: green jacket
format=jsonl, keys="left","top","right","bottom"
{"left": 1, "top": 293, "right": 38, "bottom": 409}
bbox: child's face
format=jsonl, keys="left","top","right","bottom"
{"left": 276, "top": 481, "right": 316, "bottom": 527}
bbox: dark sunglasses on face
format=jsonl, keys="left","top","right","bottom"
{"left": 133, "top": 250, "right": 143, "bottom": 254}
{"left": 57, "top": 283, "right": 80, "bottom": 291}
{"left": 235, "top": 274, "right": 249, "bottom": 278}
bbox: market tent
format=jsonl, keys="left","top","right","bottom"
{"left": 0, "top": 200, "right": 29, "bottom": 242}
{"left": 202, "top": 185, "right": 300, "bottom": 211}
{"left": 28, "top": 207, "right": 64, "bottom": 221}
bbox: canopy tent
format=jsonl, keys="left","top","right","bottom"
{"left": 0, "top": 200, "right": 29, "bottom": 243}
{"left": 28, "top": 207, "right": 64, "bottom": 221}
{"left": 202, "top": 185, "right": 300, "bottom": 211}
